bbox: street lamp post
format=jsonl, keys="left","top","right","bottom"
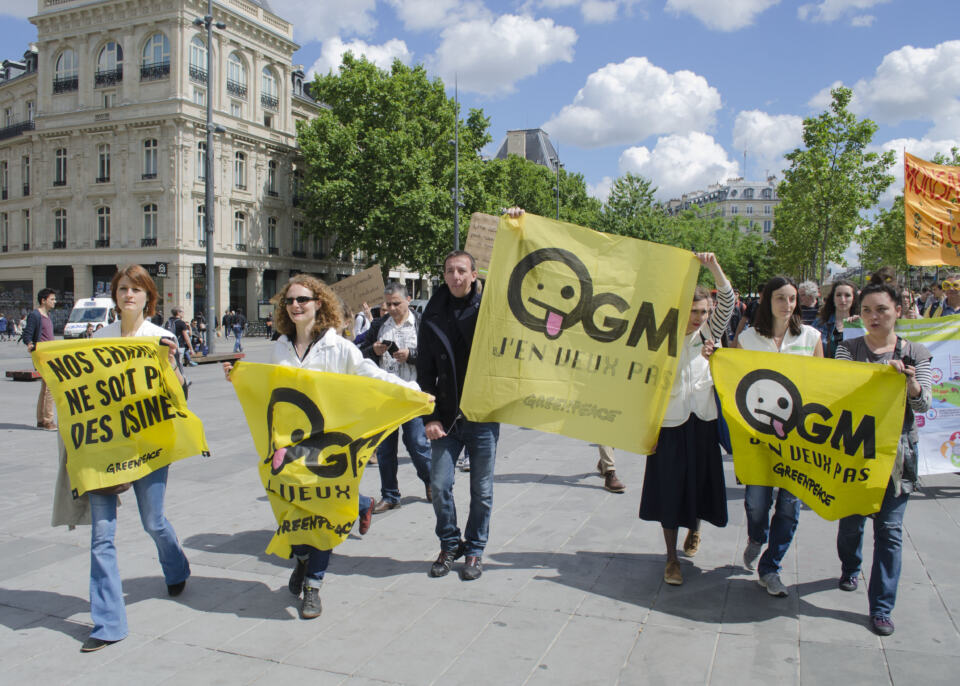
{"left": 451, "top": 79, "right": 462, "bottom": 250}
{"left": 551, "top": 155, "right": 562, "bottom": 220}
{"left": 193, "top": 1, "right": 225, "bottom": 355}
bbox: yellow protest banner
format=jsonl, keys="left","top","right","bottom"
{"left": 710, "top": 348, "right": 906, "bottom": 520}
{"left": 230, "top": 362, "right": 433, "bottom": 557}
{"left": 31, "top": 338, "right": 209, "bottom": 496}
{"left": 904, "top": 152, "right": 960, "bottom": 266}
{"left": 460, "top": 212, "right": 699, "bottom": 454}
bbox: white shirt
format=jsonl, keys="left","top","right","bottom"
{"left": 93, "top": 318, "right": 172, "bottom": 339}
{"left": 738, "top": 324, "right": 821, "bottom": 356}
{"left": 377, "top": 310, "right": 419, "bottom": 383}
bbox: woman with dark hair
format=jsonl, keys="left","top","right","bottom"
{"left": 814, "top": 279, "right": 859, "bottom": 358}
{"left": 834, "top": 281, "right": 931, "bottom": 636}
{"left": 640, "top": 253, "right": 734, "bottom": 586}
{"left": 737, "top": 275, "right": 823, "bottom": 597}
{"left": 225, "top": 274, "right": 422, "bottom": 620}
{"left": 53, "top": 264, "right": 192, "bottom": 652}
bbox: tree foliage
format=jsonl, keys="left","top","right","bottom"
{"left": 773, "top": 87, "right": 895, "bottom": 283}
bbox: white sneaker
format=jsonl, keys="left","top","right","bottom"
{"left": 759, "top": 572, "right": 788, "bottom": 597}
{"left": 743, "top": 540, "right": 762, "bottom": 571}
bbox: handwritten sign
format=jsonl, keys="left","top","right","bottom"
{"left": 330, "top": 265, "right": 386, "bottom": 312}
{"left": 465, "top": 213, "right": 499, "bottom": 277}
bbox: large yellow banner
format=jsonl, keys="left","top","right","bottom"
{"left": 710, "top": 349, "right": 906, "bottom": 519}
{"left": 32, "top": 338, "right": 209, "bottom": 496}
{"left": 905, "top": 152, "right": 960, "bottom": 266}
{"left": 460, "top": 212, "right": 699, "bottom": 454}
{"left": 230, "top": 362, "right": 433, "bottom": 557}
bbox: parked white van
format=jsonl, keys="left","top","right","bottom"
{"left": 63, "top": 297, "right": 117, "bottom": 339}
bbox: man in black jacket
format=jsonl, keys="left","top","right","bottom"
{"left": 416, "top": 250, "right": 499, "bottom": 581}
{"left": 23, "top": 288, "right": 58, "bottom": 430}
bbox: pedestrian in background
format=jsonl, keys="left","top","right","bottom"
{"left": 23, "top": 287, "right": 58, "bottom": 430}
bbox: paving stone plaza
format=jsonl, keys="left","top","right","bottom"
{"left": 1, "top": 337, "right": 958, "bottom": 685}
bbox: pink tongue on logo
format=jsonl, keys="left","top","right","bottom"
{"left": 772, "top": 419, "right": 786, "bottom": 439}
{"left": 546, "top": 312, "right": 563, "bottom": 337}
{"left": 272, "top": 448, "right": 287, "bottom": 470}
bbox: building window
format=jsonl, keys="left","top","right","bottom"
{"left": 1, "top": 212, "right": 7, "bottom": 252}
{"left": 292, "top": 169, "right": 302, "bottom": 205}
{"left": 54, "top": 49, "right": 78, "bottom": 93}
{"left": 292, "top": 220, "right": 305, "bottom": 255}
{"left": 731, "top": 205, "right": 739, "bottom": 215}
{"left": 763, "top": 220, "right": 772, "bottom": 233}
{"left": 197, "top": 142, "right": 206, "bottom": 180}
{"left": 230, "top": 101, "right": 242, "bottom": 118}
{"left": 193, "top": 87, "right": 205, "bottom": 106}
{"left": 1, "top": 161, "right": 7, "bottom": 199}
{"left": 97, "top": 144, "right": 110, "bottom": 182}
{"left": 263, "top": 114, "right": 272, "bottom": 128}
{"left": 746, "top": 205, "right": 754, "bottom": 215}
{"left": 762, "top": 188, "right": 773, "bottom": 199}
{"left": 102, "top": 91, "right": 116, "bottom": 108}
{"left": 261, "top": 67, "right": 278, "bottom": 110}
{"left": 189, "top": 36, "right": 207, "bottom": 83}
{"left": 313, "top": 234, "right": 322, "bottom": 258}
{"left": 54, "top": 208, "right": 67, "bottom": 248}
{"left": 21, "top": 155, "right": 29, "bottom": 195}
{"left": 267, "top": 216, "right": 278, "bottom": 253}
{"left": 143, "top": 139, "right": 158, "bottom": 179}
{"left": 22, "top": 209, "right": 30, "bottom": 249}
{"left": 96, "top": 206, "right": 110, "bottom": 247}
{"left": 234, "top": 211, "right": 245, "bottom": 249}
{"left": 196, "top": 204, "right": 206, "bottom": 245}
{"left": 95, "top": 41, "right": 123, "bottom": 87}
{"left": 267, "top": 160, "right": 277, "bottom": 195}
{"left": 26, "top": 101, "right": 34, "bottom": 122}
{"left": 143, "top": 204, "right": 157, "bottom": 244}
{"left": 234, "top": 152, "right": 246, "bottom": 189}
{"left": 764, "top": 204, "right": 772, "bottom": 215}
{"left": 3, "top": 107, "right": 10, "bottom": 127}
{"left": 54, "top": 148, "right": 67, "bottom": 186}
{"left": 141, "top": 33, "right": 170, "bottom": 80}
{"left": 226, "top": 53, "right": 247, "bottom": 98}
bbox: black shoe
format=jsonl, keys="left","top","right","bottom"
{"left": 460, "top": 555, "right": 482, "bottom": 581}
{"left": 429, "top": 542, "right": 464, "bottom": 577}
{"left": 300, "top": 586, "right": 322, "bottom": 619}
{"left": 289, "top": 557, "right": 307, "bottom": 596}
{"left": 838, "top": 575, "right": 858, "bottom": 592}
{"left": 81, "top": 636, "right": 121, "bottom": 652}
{"left": 167, "top": 580, "right": 186, "bottom": 597}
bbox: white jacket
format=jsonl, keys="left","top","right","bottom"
{"left": 661, "top": 328, "right": 719, "bottom": 427}
{"left": 93, "top": 318, "right": 173, "bottom": 339}
{"left": 271, "top": 327, "right": 420, "bottom": 391}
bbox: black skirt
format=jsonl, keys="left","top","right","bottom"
{"left": 639, "top": 415, "right": 728, "bottom": 530}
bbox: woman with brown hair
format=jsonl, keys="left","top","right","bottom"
{"left": 814, "top": 279, "right": 859, "bottom": 358}
{"left": 225, "top": 274, "right": 422, "bottom": 619}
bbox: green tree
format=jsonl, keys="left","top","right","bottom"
{"left": 773, "top": 86, "right": 895, "bottom": 283}
{"left": 595, "top": 172, "right": 672, "bottom": 241}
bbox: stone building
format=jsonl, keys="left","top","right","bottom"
{"left": 664, "top": 176, "right": 781, "bottom": 239}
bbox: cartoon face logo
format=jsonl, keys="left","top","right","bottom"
{"left": 735, "top": 369, "right": 803, "bottom": 440}
{"left": 265, "top": 387, "right": 352, "bottom": 477}
{"left": 507, "top": 248, "right": 591, "bottom": 340}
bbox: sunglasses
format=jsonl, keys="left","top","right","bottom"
{"left": 942, "top": 281, "right": 960, "bottom": 291}
{"left": 284, "top": 296, "right": 317, "bottom": 305}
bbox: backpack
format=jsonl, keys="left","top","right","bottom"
{"left": 164, "top": 318, "right": 178, "bottom": 336}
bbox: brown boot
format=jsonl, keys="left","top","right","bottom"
{"left": 604, "top": 471, "right": 625, "bottom": 493}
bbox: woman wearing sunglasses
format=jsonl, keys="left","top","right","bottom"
{"left": 225, "top": 275, "right": 423, "bottom": 619}
{"left": 926, "top": 276, "right": 960, "bottom": 317}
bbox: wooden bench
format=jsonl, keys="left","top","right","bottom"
{"left": 5, "top": 370, "right": 41, "bottom": 381}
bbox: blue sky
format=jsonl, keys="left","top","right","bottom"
{"left": 2, "top": 0, "right": 958, "bottom": 207}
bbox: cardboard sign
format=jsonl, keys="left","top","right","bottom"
{"left": 329, "top": 265, "right": 386, "bottom": 313}
{"left": 465, "top": 213, "right": 499, "bottom": 277}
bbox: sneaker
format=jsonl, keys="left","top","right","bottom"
{"left": 664, "top": 559, "right": 683, "bottom": 585}
{"left": 288, "top": 557, "right": 307, "bottom": 596}
{"left": 838, "top": 575, "right": 858, "bottom": 592}
{"left": 870, "top": 615, "right": 895, "bottom": 636}
{"left": 743, "top": 539, "right": 763, "bottom": 571}
{"left": 759, "top": 572, "right": 788, "bottom": 597}
{"left": 683, "top": 530, "right": 701, "bottom": 557}
{"left": 460, "top": 556, "right": 483, "bottom": 581}
{"left": 457, "top": 454, "right": 470, "bottom": 472}
{"left": 358, "top": 499, "right": 374, "bottom": 535}
{"left": 373, "top": 498, "right": 400, "bottom": 514}
{"left": 429, "top": 542, "right": 464, "bottom": 578}
{"left": 81, "top": 636, "right": 121, "bottom": 652}
{"left": 300, "top": 586, "right": 322, "bottom": 619}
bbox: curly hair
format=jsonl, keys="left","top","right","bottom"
{"left": 271, "top": 274, "right": 344, "bottom": 340}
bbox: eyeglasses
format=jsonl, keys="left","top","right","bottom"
{"left": 284, "top": 296, "right": 317, "bottom": 305}
{"left": 942, "top": 281, "right": 960, "bottom": 291}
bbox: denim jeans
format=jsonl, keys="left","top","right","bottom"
{"left": 290, "top": 494, "right": 372, "bottom": 588}
{"left": 430, "top": 419, "right": 499, "bottom": 557}
{"left": 837, "top": 480, "right": 908, "bottom": 618}
{"left": 744, "top": 484, "right": 800, "bottom": 577}
{"left": 88, "top": 466, "right": 190, "bottom": 641}
{"left": 376, "top": 417, "right": 432, "bottom": 503}
{"left": 232, "top": 326, "right": 243, "bottom": 352}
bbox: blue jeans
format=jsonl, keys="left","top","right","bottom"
{"left": 837, "top": 480, "right": 908, "bottom": 618}
{"left": 290, "top": 494, "right": 372, "bottom": 589}
{"left": 232, "top": 326, "right": 243, "bottom": 352}
{"left": 430, "top": 420, "right": 499, "bottom": 557}
{"left": 376, "top": 417, "right": 432, "bottom": 503}
{"left": 88, "top": 466, "right": 190, "bottom": 641}
{"left": 744, "top": 484, "right": 800, "bottom": 577}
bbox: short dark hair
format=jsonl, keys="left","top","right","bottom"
{"left": 384, "top": 282, "right": 408, "bottom": 298}
{"left": 37, "top": 288, "right": 55, "bottom": 304}
{"left": 753, "top": 275, "right": 802, "bottom": 338}
{"left": 859, "top": 282, "right": 900, "bottom": 307}
{"left": 110, "top": 264, "right": 159, "bottom": 317}
{"left": 443, "top": 250, "right": 476, "bottom": 272}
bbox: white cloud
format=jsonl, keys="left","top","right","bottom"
{"left": 386, "top": 0, "right": 487, "bottom": 31}
{"left": 798, "top": 0, "right": 890, "bottom": 24}
{"left": 429, "top": 15, "right": 577, "bottom": 96}
{"left": 542, "top": 57, "right": 721, "bottom": 148}
{"left": 306, "top": 38, "right": 413, "bottom": 79}
{"left": 619, "top": 132, "right": 740, "bottom": 201}
{"left": 536, "top": 1, "right": 639, "bottom": 24}
{"left": 664, "top": 0, "right": 780, "bottom": 32}
{"left": 850, "top": 14, "right": 875, "bottom": 27}
{"left": 588, "top": 176, "right": 614, "bottom": 201}
{"left": 733, "top": 110, "right": 803, "bottom": 177}
{"left": 269, "top": 0, "right": 377, "bottom": 43}
{"left": 872, "top": 136, "right": 960, "bottom": 203}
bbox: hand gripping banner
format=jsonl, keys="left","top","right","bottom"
{"left": 904, "top": 152, "right": 960, "bottom": 266}
{"left": 230, "top": 362, "right": 434, "bottom": 557}
{"left": 710, "top": 348, "right": 906, "bottom": 519}
{"left": 460, "top": 212, "right": 699, "bottom": 454}
{"left": 32, "top": 338, "right": 210, "bottom": 496}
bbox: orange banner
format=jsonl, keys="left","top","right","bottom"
{"left": 905, "top": 152, "right": 960, "bottom": 266}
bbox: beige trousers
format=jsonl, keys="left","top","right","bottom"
{"left": 597, "top": 445, "right": 616, "bottom": 474}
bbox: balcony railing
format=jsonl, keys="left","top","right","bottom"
{"left": 53, "top": 179, "right": 66, "bottom": 187}
{"left": 22, "top": 184, "right": 29, "bottom": 196}
{"left": 234, "top": 183, "right": 246, "bottom": 190}
{"left": 141, "top": 172, "right": 157, "bottom": 180}
{"left": 312, "top": 252, "right": 324, "bottom": 259}
{"left": 266, "top": 189, "right": 278, "bottom": 197}
{"left": 95, "top": 66, "right": 123, "bottom": 87}
{"left": 226, "top": 79, "right": 247, "bottom": 98}
{"left": 292, "top": 250, "right": 305, "bottom": 258}
{"left": 141, "top": 237, "right": 157, "bottom": 247}
{"left": 0, "top": 120, "right": 34, "bottom": 141}
{"left": 199, "top": 239, "right": 206, "bottom": 248}
{"left": 140, "top": 60, "right": 170, "bottom": 82}
{"left": 1, "top": 189, "right": 6, "bottom": 199}
{"left": 22, "top": 243, "right": 29, "bottom": 251}
{"left": 1, "top": 245, "right": 7, "bottom": 253}
{"left": 95, "top": 238, "right": 110, "bottom": 248}
{"left": 53, "top": 75, "right": 78, "bottom": 93}
{"left": 268, "top": 247, "right": 279, "bottom": 255}
{"left": 96, "top": 176, "right": 110, "bottom": 183}
{"left": 261, "top": 93, "right": 279, "bottom": 110}
{"left": 188, "top": 65, "right": 207, "bottom": 83}
{"left": 53, "top": 240, "right": 66, "bottom": 249}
